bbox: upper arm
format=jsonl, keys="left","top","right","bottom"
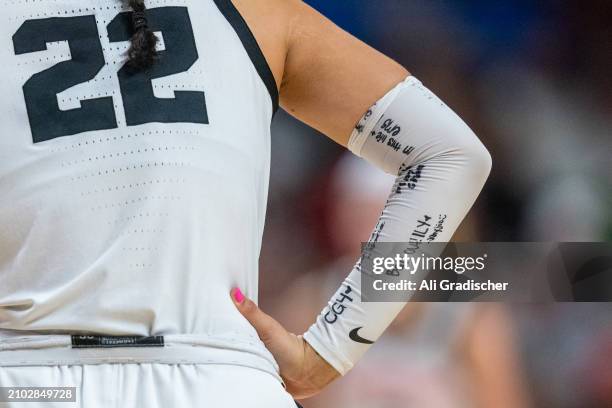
{"left": 280, "top": 1, "right": 409, "bottom": 146}
{"left": 233, "top": 0, "right": 408, "bottom": 146}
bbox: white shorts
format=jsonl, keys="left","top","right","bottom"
{"left": 0, "top": 334, "right": 297, "bottom": 408}
{"left": 0, "top": 363, "right": 297, "bottom": 408}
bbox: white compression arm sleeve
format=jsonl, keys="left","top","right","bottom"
{"left": 303, "top": 76, "right": 492, "bottom": 375}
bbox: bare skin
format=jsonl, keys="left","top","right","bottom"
{"left": 231, "top": 288, "right": 338, "bottom": 399}
{"left": 233, "top": 0, "right": 409, "bottom": 146}
{"left": 229, "top": 0, "right": 409, "bottom": 399}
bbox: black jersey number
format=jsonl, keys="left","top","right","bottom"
{"left": 12, "top": 7, "right": 207, "bottom": 144}
{"left": 13, "top": 16, "right": 117, "bottom": 143}
{"left": 108, "top": 7, "right": 208, "bottom": 127}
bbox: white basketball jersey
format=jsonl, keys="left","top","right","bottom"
{"left": 0, "top": 0, "right": 278, "bottom": 370}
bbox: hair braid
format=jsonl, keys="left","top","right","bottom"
{"left": 126, "top": 0, "right": 158, "bottom": 70}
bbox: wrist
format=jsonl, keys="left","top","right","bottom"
{"left": 282, "top": 335, "right": 341, "bottom": 399}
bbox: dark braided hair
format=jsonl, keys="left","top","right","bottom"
{"left": 127, "top": 0, "right": 158, "bottom": 70}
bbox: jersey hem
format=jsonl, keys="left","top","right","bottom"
{"left": 0, "top": 333, "right": 282, "bottom": 383}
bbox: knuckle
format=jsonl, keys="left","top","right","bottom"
{"left": 241, "top": 299, "right": 257, "bottom": 315}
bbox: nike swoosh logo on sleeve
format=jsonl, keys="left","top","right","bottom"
{"left": 349, "top": 327, "right": 374, "bottom": 344}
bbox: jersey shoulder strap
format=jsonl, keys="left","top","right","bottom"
{"left": 212, "top": 0, "right": 279, "bottom": 115}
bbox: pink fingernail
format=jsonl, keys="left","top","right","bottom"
{"left": 233, "top": 288, "right": 245, "bottom": 304}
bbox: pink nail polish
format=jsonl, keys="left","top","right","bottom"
{"left": 233, "top": 288, "right": 245, "bottom": 304}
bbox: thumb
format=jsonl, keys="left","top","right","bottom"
{"left": 230, "top": 288, "right": 290, "bottom": 346}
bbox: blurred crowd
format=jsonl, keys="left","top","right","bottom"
{"left": 259, "top": 1, "right": 611, "bottom": 407}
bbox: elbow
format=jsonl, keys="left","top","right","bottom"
{"left": 447, "top": 127, "right": 492, "bottom": 191}
{"left": 466, "top": 136, "right": 492, "bottom": 188}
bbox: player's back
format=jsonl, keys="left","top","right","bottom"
{"left": 0, "top": 0, "right": 279, "bottom": 375}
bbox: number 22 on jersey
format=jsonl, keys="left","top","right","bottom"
{"left": 12, "top": 7, "right": 208, "bottom": 144}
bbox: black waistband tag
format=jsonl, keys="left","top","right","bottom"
{"left": 71, "top": 335, "right": 164, "bottom": 348}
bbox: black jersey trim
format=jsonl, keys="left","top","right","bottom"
{"left": 213, "top": 0, "right": 280, "bottom": 116}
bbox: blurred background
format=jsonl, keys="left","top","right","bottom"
{"left": 259, "top": 1, "right": 612, "bottom": 407}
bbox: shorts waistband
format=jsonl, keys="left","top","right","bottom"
{"left": 0, "top": 333, "right": 281, "bottom": 383}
